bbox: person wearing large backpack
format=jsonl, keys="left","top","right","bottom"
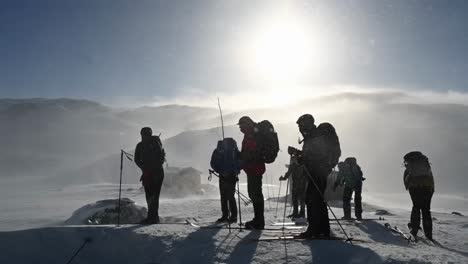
{"left": 403, "top": 151, "right": 435, "bottom": 240}
{"left": 134, "top": 127, "right": 166, "bottom": 224}
{"left": 238, "top": 116, "right": 279, "bottom": 229}
{"left": 295, "top": 114, "right": 341, "bottom": 238}
{"left": 210, "top": 138, "right": 241, "bottom": 223}
{"left": 237, "top": 116, "right": 263, "bottom": 229}
{"left": 334, "top": 158, "right": 365, "bottom": 220}
{"left": 279, "top": 151, "right": 306, "bottom": 219}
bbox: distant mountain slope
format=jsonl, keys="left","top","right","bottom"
{"left": 58, "top": 93, "right": 468, "bottom": 194}
{"left": 0, "top": 99, "right": 218, "bottom": 178}
{"left": 2, "top": 93, "right": 467, "bottom": 194}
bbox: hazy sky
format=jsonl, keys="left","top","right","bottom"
{"left": 1, "top": 0, "right": 467, "bottom": 105}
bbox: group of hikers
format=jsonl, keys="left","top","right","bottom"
{"left": 133, "top": 114, "right": 435, "bottom": 240}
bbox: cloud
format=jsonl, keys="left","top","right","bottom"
{"left": 147, "top": 85, "right": 468, "bottom": 111}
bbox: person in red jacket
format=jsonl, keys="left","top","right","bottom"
{"left": 238, "top": 116, "right": 266, "bottom": 230}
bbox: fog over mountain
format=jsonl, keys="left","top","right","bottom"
{"left": 1, "top": 91, "right": 467, "bottom": 194}
{"left": 0, "top": 98, "right": 218, "bottom": 179}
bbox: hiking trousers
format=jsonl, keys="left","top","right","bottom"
{"left": 247, "top": 173, "right": 264, "bottom": 225}
{"left": 343, "top": 183, "right": 362, "bottom": 219}
{"left": 219, "top": 177, "right": 237, "bottom": 219}
{"left": 144, "top": 167, "right": 164, "bottom": 221}
{"left": 409, "top": 187, "right": 434, "bottom": 237}
{"left": 304, "top": 165, "right": 330, "bottom": 236}
{"left": 291, "top": 188, "right": 306, "bottom": 216}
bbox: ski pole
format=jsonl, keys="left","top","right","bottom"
{"left": 282, "top": 177, "right": 290, "bottom": 230}
{"left": 211, "top": 170, "right": 252, "bottom": 204}
{"left": 117, "top": 150, "right": 124, "bottom": 226}
{"left": 302, "top": 165, "right": 353, "bottom": 244}
{"left": 65, "top": 237, "right": 92, "bottom": 264}
{"left": 235, "top": 190, "right": 252, "bottom": 205}
{"left": 227, "top": 198, "right": 231, "bottom": 233}
{"left": 237, "top": 180, "right": 243, "bottom": 232}
{"left": 275, "top": 178, "right": 282, "bottom": 218}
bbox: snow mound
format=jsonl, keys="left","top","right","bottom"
{"left": 65, "top": 198, "right": 146, "bottom": 225}
{"left": 374, "top": 209, "right": 393, "bottom": 216}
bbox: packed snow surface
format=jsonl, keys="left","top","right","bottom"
{"left": 1, "top": 195, "right": 467, "bottom": 264}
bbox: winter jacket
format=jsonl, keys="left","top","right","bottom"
{"left": 241, "top": 133, "right": 265, "bottom": 176}
{"left": 134, "top": 137, "right": 165, "bottom": 185}
{"left": 336, "top": 160, "right": 363, "bottom": 189}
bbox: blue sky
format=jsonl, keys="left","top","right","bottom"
{"left": 1, "top": 0, "right": 467, "bottom": 105}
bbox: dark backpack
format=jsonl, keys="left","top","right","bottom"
{"left": 149, "top": 135, "right": 165, "bottom": 166}
{"left": 255, "top": 120, "right": 280, "bottom": 164}
{"left": 210, "top": 138, "right": 241, "bottom": 177}
{"left": 404, "top": 151, "right": 431, "bottom": 178}
{"left": 317, "top": 122, "right": 341, "bottom": 168}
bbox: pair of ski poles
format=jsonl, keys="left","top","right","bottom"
{"left": 208, "top": 169, "right": 249, "bottom": 232}
{"left": 208, "top": 169, "right": 252, "bottom": 206}
{"left": 272, "top": 158, "right": 352, "bottom": 243}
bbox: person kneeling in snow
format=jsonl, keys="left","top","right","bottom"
{"left": 135, "top": 127, "right": 166, "bottom": 224}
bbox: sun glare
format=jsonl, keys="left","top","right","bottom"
{"left": 243, "top": 13, "right": 319, "bottom": 83}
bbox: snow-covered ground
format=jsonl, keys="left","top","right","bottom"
{"left": 1, "top": 183, "right": 468, "bottom": 263}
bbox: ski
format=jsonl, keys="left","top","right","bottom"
{"left": 251, "top": 236, "right": 369, "bottom": 243}
{"left": 384, "top": 223, "right": 415, "bottom": 243}
{"left": 332, "top": 217, "right": 385, "bottom": 221}
{"left": 185, "top": 221, "right": 304, "bottom": 231}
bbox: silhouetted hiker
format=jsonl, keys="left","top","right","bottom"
{"left": 134, "top": 127, "right": 165, "bottom": 224}
{"left": 210, "top": 138, "right": 241, "bottom": 223}
{"left": 279, "top": 152, "right": 306, "bottom": 219}
{"left": 334, "top": 157, "right": 365, "bottom": 220}
{"left": 294, "top": 114, "right": 341, "bottom": 238}
{"left": 403, "top": 151, "right": 435, "bottom": 240}
{"left": 238, "top": 116, "right": 266, "bottom": 230}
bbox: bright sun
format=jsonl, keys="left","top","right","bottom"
{"left": 243, "top": 14, "right": 318, "bottom": 83}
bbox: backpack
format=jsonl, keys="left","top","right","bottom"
{"left": 210, "top": 137, "right": 241, "bottom": 177}
{"left": 150, "top": 135, "right": 165, "bottom": 165}
{"left": 254, "top": 120, "right": 280, "bottom": 164}
{"left": 404, "top": 151, "right": 432, "bottom": 178}
{"left": 344, "top": 157, "right": 363, "bottom": 180}
{"left": 317, "top": 123, "right": 341, "bottom": 168}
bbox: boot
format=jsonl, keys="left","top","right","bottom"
{"left": 216, "top": 216, "right": 228, "bottom": 223}
{"left": 355, "top": 213, "right": 362, "bottom": 221}
{"left": 245, "top": 219, "right": 264, "bottom": 230}
{"left": 295, "top": 226, "right": 319, "bottom": 239}
{"left": 408, "top": 222, "right": 419, "bottom": 237}
{"left": 228, "top": 215, "right": 237, "bottom": 223}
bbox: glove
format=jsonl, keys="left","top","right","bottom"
{"left": 279, "top": 176, "right": 286, "bottom": 181}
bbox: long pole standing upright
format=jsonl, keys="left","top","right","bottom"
{"left": 275, "top": 179, "right": 282, "bottom": 218}
{"left": 117, "top": 150, "right": 124, "bottom": 226}
{"left": 218, "top": 97, "right": 225, "bottom": 139}
{"left": 237, "top": 180, "right": 243, "bottom": 232}
{"left": 282, "top": 177, "right": 290, "bottom": 230}
{"left": 217, "top": 98, "right": 231, "bottom": 233}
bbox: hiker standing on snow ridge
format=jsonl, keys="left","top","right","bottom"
{"left": 238, "top": 116, "right": 266, "bottom": 230}
{"left": 210, "top": 138, "right": 241, "bottom": 223}
{"left": 279, "top": 151, "right": 306, "bottom": 220}
{"left": 134, "top": 127, "right": 165, "bottom": 224}
{"left": 295, "top": 114, "right": 341, "bottom": 238}
{"left": 403, "top": 151, "right": 435, "bottom": 240}
{"left": 334, "top": 158, "right": 365, "bottom": 220}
